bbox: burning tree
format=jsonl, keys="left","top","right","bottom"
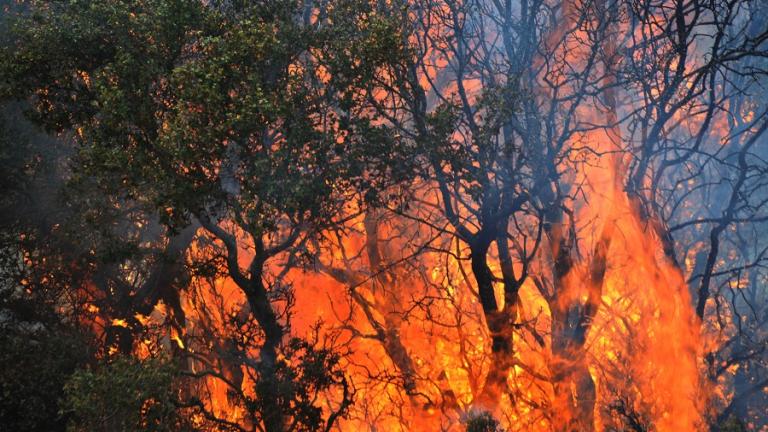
{"left": 0, "top": 0, "right": 400, "bottom": 429}
{"left": 1, "top": 0, "right": 768, "bottom": 431}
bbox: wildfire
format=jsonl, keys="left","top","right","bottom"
{"left": 7, "top": 0, "right": 766, "bottom": 430}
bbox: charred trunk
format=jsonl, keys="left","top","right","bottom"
{"left": 245, "top": 262, "right": 285, "bottom": 432}
{"left": 547, "top": 219, "right": 611, "bottom": 431}
{"left": 550, "top": 308, "right": 598, "bottom": 432}
{"left": 470, "top": 236, "right": 518, "bottom": 407}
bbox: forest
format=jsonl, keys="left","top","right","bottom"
{"left": 1, "top": 0, "right": 767, "bottom": 431}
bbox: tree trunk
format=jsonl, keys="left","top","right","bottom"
{"left": 550, "top": 308, "right": 597, "bottom": 432}
{"left": 470, "top": 238, "right": 518, "bottom": 408}
{"left": 547, "top": 221, "right": 610, "bottom": 432}
{"left": 246, "top": 263, "right": 285, "bottom": 432}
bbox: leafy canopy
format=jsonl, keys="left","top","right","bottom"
{"left": 1, "top": 0, "right": 405, "bottom": 236}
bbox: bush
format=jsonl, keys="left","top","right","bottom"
{"left": 464, "top": 411, "right": 505, "bottom": 432}
{"left": 0, "top": 324, "right": 88, "bottom": 431}
{"left": 716, "top": 417, "right": 748, "bottom": 432}
{"left": 62, "top": 357, "right": 195, "bottom": 432}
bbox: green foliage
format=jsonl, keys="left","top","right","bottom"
{"left": 0, "top": 2, "right": 399, "bottom": 430}
{"left": 320, "top": 0, "right": 420, "bottom": 205}
{"left": 464, "top": 411, "right": 505, "bottom": 432}
{"left": 0, "top": 106, "right": 31, "bottom": 208}
{"left": 0, "top": 315, "right": 89, "bottom": 432}
{"left": 0, "top": 0, "right": 406, "bottom": 233}
{"left": 62, "top": 357, "right": 195, "bottom": 432}
{"left": 716, "top": 417, "right": 748, "bottom": 432}
{"left": 0, "top": 124, "right": 93, "bottom": 432}
{"left": 1, "top": 0, "right": 214, "bottom": 227}
{"left": 248, "top": 337, "right": 352, "bottom": 431}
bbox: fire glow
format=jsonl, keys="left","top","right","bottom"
{"left": 99, "top": 0, "right": 763, "bottom": 429}
{"left": 3, "top": 0, "right": 768, "bottom": 430}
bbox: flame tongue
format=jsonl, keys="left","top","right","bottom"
{"left": 586, "top": 192, "right": 705, "bottom": 431}
{"left": 567, "top": 132, "right": 706, "bottom": 430}
{"left": 113, "top": 1, "right": 711, "bottom": 428}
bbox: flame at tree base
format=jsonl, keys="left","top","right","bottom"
{"left": 543, "top": 136, "right": 708, "bottom": 431}
{"left": 585, "top": 192, "right": 707, "bottom": 431}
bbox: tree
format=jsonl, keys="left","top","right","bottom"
{"left": 1, "top": 0, "right": 402, "bottom": 429}
{"left": 349, "top": 0, "right": 616, "bottom": 425}
{"left": 0, "top": 97, "right": 93, "bottom": 432}
{"left": 3, "top": 0, "right": 768, "bottom": 430}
